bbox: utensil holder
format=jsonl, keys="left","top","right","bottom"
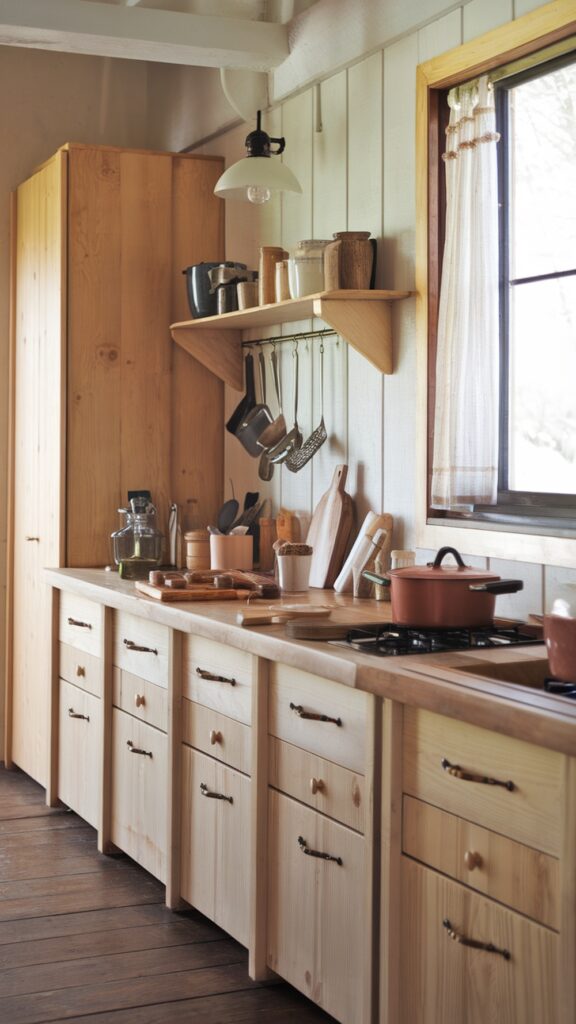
{"left": 210, "top": 534, "right": 253, "bottom": 571}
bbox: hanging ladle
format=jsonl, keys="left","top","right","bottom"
{"left": 268, "top": 345, "right": 303, "bottom": 465}
{"left": 286, "top": 339, "right": 327, "bottom": 472}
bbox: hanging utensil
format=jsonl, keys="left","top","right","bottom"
{"left": 267, "top": 346, "right": 303, "bottom": 465}
{"left": 257, "top": 347, "right": 286, "bottom": 449}
{"left": 226, "top": 352, "right": 256, "bottom": 435}
{"left": 236, "top": 350, "right": 274, "bottom": 456}
{"left": 286, "top": 340, "right": 328, "bottom": 472}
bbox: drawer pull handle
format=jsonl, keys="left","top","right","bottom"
{"left": 196, "top": 667, "right": 236, "bottom": 686}
{"left": 127, "top": 740, "right": 152, "bottom": 758}
{"left": 441, "top": 758, "right": 515, "bottom": 792}
{"left": 134, "top": 694, "right": 146, "bottom": 708}
{"left": 25, "top": 536, "right": 40, "bottom": 542}
{"left": 68, "top": 707, "right": 89, "bottom": 721}
{"left": 464, "top": 849, "right": 482, "bottom": 871}
{"left": 443, "top": 918, "right": 510, "bottom": 960}
{"left": 289, "top": 703, "right": 342, "bottom": 726}
{"left": 68, "top": 617, "right": 92, "bottom": 630}
{"left": 200, "top": 782, "right": 233, "bottom": 803}
{"left": 123, "top": 639, "right": 158, "bottom": 655}
{"left": 298, "top": 835, "right": 342, "bottom": 866}
{"left": 75, "top": 665, "right": 86, "bottom": 678}
{"left": 310, "top": 777, "right": 325, "bottom": 795}
{"left": 210, "top": 730, "right": 222, "bottom": 745}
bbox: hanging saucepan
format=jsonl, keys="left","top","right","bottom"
{"left": 363, "top": 546, "right": 523, "bottom": 629}
{"left": 226, "top": 353, "right": 256, "bottom": 435}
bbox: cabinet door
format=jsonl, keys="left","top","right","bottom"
{"left": 111, "top": 708, "right": 167, "bottom": 882}
{"left": 267, "top": 789, "right": 371, "bottom": 1024}
{"left": 10, "top": 151, "right": 66, "bottom": 785}
{"left": 181, "top": 745, "right": 250, "bottom": 947}
{"left": 401, "top": 857, "right": 558, "bottom": 1024}
{"left": 58, "top": 679, "right": 101, "bottom": 828}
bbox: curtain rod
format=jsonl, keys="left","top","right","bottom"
{"left": 241, "top": 328, "right": 337, "bottom": 348}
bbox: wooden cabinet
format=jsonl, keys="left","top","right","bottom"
{"left": 56, "top": 594, "right": 104, "bottom": 828}
{"left": 7, "top": 143, "right": 224, "bottom": 786}
{"left": 111, "top": 707, "right": 168, "bottom": 882}
{"left": 401, "top": 857, "right": 558, "bottom": 1024}
{"left": 180, "top": 635, "right": 254, "bottom": 947}
{"left": 267, "top": 662, "right": 377, "bottom": 1024}
{"left": 398, "top": 708, "right": 566, "bottom": 1024}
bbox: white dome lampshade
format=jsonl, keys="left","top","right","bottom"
{"left": 214, "top": 111, "right": 302, "bottom": 205}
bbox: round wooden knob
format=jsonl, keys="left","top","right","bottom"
{"left": 210, "top": 730, "right": 222, "bottom": 745}
{"left": 134, "top": 694, "right": 146, "bottom": 708}
{"left": 310, "top": 777, "right": 325, "bottom": 795}
{"left": 464, "top": 849, "right": 482, "bottom": 871}
{"left": 75, "top": 665, "right": 86, "bottom": 677}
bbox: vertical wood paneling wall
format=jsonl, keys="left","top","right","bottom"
{"left": 199, "top": 0, "right": 575, "bottom": 609}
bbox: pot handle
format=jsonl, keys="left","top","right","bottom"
{"left": 431, "top": 547, "right": 467, "bottom": 569}
{"left": 469, "top": 580, "right": 524, "bottom": 595}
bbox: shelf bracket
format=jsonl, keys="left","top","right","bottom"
{"left": 172, "top": 326, "right": 243, "bottom": 391}
{"left": 313, "top": 297, "right": 393, "bottom": 374}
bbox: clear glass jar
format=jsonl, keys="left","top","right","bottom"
{"left": 288, "top": 239, "right": 331, "bottom": 298}
{"left": 111, "top": 497, "right": 163, "bottom": 579}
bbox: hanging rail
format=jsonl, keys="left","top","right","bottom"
{"left": 241, "top": 328, "right": 337, "bottom": 349}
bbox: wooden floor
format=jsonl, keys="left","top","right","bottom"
{"left": 0, "top": 765, "right": 336, "bottom": 1023}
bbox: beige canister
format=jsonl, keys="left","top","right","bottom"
{"left": 184, "top": 529, "right": 211, "bottom": 572}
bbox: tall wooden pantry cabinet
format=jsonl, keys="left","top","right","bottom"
{"left": 6, "top": 143, "right": 225, "bottom": 786}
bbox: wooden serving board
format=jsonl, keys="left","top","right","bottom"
{"left": 135, "top": 581, "right": 245, "bottom": 602}
{"left": 306, "top": 464, "right": 354, "bottom": 588}
{"left": 237, "top": 606, "right": 332, "bottom": 627}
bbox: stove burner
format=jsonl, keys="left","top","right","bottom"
{"left": 544, "top": 678, "right": 576, "bottom": 699}
{"left": 336, "top": 622, "right": 543, "bottom": 657}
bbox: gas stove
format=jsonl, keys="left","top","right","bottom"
{"left": 544, "top": 678, "right": 576, "bottom": 699}
{"left": 330, "top": 622, "right": 544, "bottom": 658}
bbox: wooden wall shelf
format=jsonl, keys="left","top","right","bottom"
{"left": 170, "top": 289, "right": 411, "bottom": 391}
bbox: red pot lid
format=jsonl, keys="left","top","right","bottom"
{"left": 389, "top": 547, "right": 499, "bottom": 583}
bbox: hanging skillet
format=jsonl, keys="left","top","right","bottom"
{"left": 226, "top": 352, "right": 256, "bottom": 435}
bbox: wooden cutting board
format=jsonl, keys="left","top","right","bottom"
{"left": 135, "top": 581, "right": 245, "bottom": 602}
{"left": 306, "top": 464, "right": 354, "bottom": 588}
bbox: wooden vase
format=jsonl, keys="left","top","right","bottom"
{"left": 333, "top": 231, "right": 376, "bottom": 289}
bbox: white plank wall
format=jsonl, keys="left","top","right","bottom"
{"left": 202, "top": 0, "right": 576, "bottom": 604}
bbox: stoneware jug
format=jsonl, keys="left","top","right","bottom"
{"left": 333, "top": 231, "right": 377, "bottom": 289}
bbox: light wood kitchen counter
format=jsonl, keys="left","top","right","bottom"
{"left": 46, "top": 568, "right": 576, "bottom": 756}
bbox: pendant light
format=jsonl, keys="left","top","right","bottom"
{"left": 214, "top": 111, "right": 302, "bottom": 205}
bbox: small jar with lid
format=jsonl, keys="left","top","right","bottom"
{"left": 288, "top": 240, "right": 331, "bottom": 299}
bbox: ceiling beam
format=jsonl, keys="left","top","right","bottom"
{"left": 0, "top": 0, "right": 289, "bottom": 70}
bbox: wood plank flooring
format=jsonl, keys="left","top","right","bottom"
{"left": 0, "top": 766, "right": 336, "bottom": 1023}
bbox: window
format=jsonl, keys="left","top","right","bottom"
{"left": 416, "top": 5, "right": 576, "bottom": 566}
{"left": 493, "top": 56, "right": 576, "bottom": 520}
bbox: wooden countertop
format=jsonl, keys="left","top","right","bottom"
{"left": 46, "top": 568, "right": 576, "bottom": 757}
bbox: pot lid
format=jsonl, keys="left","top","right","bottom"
{"left": 389, "top": 546, "right": 499, "bottom": 582}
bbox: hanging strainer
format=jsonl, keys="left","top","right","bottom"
{"left": 285, "top": 340, "right": 327, "bottom": 472}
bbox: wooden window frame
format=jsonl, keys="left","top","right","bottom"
{"left": 415, "top": 0, "right": 576, "bottom": 568}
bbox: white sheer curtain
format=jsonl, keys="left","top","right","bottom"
{"left": 431, "top": 76, "right": 500, "bottom": 510}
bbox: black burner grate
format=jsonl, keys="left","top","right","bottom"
{"left": 544, "top": 678, "right": 576, "bottom": 699}
{"left": 340, "top": 623, "right": 543, "bottom": 657}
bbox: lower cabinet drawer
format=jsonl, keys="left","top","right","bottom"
{"left": 183, "top": 635, "right": 253, "bottom": 725}
{"left": 58, "top": 679, "right": 101, "bottom": 828}
{"left": 181, "top": 745, "right": 250, "bottom": 947}
{"left": 269, "top": 736, "right": 365, "bottom": 833}
{"left": 403, "top": 795, "right": 560, "bottom": 929}
{"left": 111, "top": 708, "right": 167, "bottom": 882}
{"left": 401, "top": 857, "right": 558, "bottom": 1024}
{"left": 182, "top": 700, "right": 251, "bottom": 775}
{"left": 269, "top": 663, "right": 371, "bottom": 775}
{"left": 267, "top": 789, "right": 371, "bottom": 1024}
{"left": 59, "top": 592, "right": 103, "bottom": 656}
{"left": 403, "top": 707, "right": 563, "bottom": 856}
{"left": 113, "top": 611, "right": 170, "bottom": 689}
{"left": 113, "top": 667, "right": 167, "bottom": 733}
{"left": 59, "top": 643, "right": 101, "bottom": 698}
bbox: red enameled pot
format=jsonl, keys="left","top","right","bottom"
{"left": 379, "top": 546, "right": 523, "bottom": 629}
